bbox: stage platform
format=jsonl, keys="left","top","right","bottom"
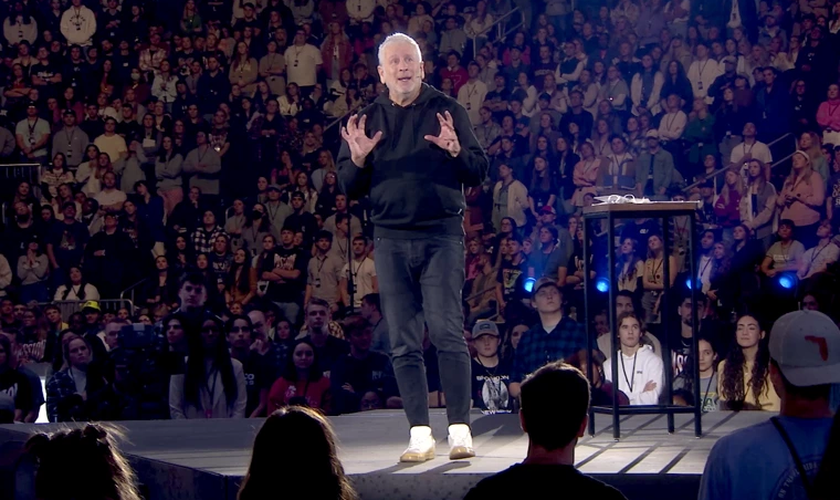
{"left": 0, "top": 409, "right": 767, "bottom": 500}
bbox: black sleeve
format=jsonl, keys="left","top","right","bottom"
{"left": 14, "top": 372, "right": 32, "bottom": 412}
{"left": 446, "top": 100, "right": 490, "bottom": 187}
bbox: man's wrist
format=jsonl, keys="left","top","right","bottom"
{"left": 351, "top": 155, "right": 366, "bottom": 167}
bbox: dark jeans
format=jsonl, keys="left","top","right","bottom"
{"left": 374, "top": 235, "right": 471, "bottom": 428}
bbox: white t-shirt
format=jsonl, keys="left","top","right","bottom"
{"left": 93, "top": 133, "right": 127, "bottom": 163}
{"left": 284, "top": 44, "right": 322, "bottom": 87}
{"left": 342, "top": 257, "right": 376, "bottom": 307}
{"left": 94, "top": 188, "right": 127, "bottom": 208}
{"left": 457, "top": 80, "right": 488, "bottom": 125}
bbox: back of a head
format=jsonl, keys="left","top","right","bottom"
{"left": 26, "top": 424, "right": 141, "bottom": 500}
{"left": 239, "top": 406, "right": 357, "bottom": 500}
{"left": 520, "top": 362, "right": 590, "bottom": 451}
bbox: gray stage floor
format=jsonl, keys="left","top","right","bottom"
{"left": 0, "top": 409, "right": 768, "bottom": 500}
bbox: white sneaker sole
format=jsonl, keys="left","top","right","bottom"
{"left": 400, "top": 444, "right": 436, "bottom": 462}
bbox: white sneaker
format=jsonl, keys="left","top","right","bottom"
{"left": 399, "top": 425, "right": 436, "bottom": 462}
{"left": 448, "top": 423, "right": 475, "bottom": 460}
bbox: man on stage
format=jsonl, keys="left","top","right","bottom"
{"left": 338, "top": 33, "right": 489, "bottom": 462}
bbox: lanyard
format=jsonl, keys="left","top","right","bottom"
{"left": 620, "top": 350, "right": 638, "bottom": 392}
{"left": 702, "top": 375, "right": 714, "bottom": 410}
{"left": 770, "top": 417, "right": 814, "bottom": 499}
{"left": 809, "top": 242, "right": 829, "bottom": 265}
{"left": 698, "top": 255, "right": 712, "bottom": 278}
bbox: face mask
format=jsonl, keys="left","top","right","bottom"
{"left": 131, "top": 73, "right": 141, "bottom": 81}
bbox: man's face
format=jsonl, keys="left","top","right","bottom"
{"left": 103, "top": 173, "right": 116, "bottom": 189}
{"left": 763, "top": 69, "right": 775, "bottom": 85}
{"left": 701, "top": 232, "right": 714, "bottom": 250}
{"left": 104, "top": 120, "right": 116, "bottom": 133}
{"left": 335, "top": 195, "right": 347, "bottom": 212}
{"left": 352, "top": 239, "right": 366, "bottom": 256}
{"left": 533, "top": 285, "right": 561, "bottom": 313}
{"left": 378, "top": 41, "right": 424, "bottom": 97}
{"left": 227, "top": 320, "right": 252, "bottom": 350}
{"left": 316, "top": 237, "right": 331, "bottom": 252}
{"left": 104, "top": 323, "right": 122, "bottom": 350}
{"left": 13, "top": 305, "right": 26, "bottom": 320}
{"left": 679, "top": 299, "right": 702, "bottom": 325}
{"left": 1, "top": 301, "right": 13, "bottom": 316}
{"left": 247, "top": 310, "right": 267, "bottom": 341}
{"left": 802, "top": 295, "right": 819, "bottom": 311}
{"left": 349, "top": 328, "right": 373, "bottom": 351}
{"left": 616, "top": 296, "right": 634, "bottom": 317}
{"left": 594, "top": 314, "right": 609, "bottom": 335}
{"left": 291, "top": 195, "right": 304, "bottom": 210}
{"left": 203, "top": 211, "right": 215, "bottom": 226}
{"left": 280, "top": 229, "right": 294, "bottom": 246}
{"left": 306, "top": 305, "right": 329, "bottom": 331}
{"left": 179, "top": 282, "right": 207, "bottom": 308}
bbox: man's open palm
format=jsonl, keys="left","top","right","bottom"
{"left": 341, "top": 114, "right": 382, "bottom": 166}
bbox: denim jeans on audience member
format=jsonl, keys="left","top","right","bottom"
{"left": 374, "top": 235, "right": 471, "bottom": 428}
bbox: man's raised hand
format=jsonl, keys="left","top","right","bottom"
{"left": 423, "top": 111, "right": 461, "bottom": 157}
{"left": 341, "top": 114, "right": 383, "bottom": 167}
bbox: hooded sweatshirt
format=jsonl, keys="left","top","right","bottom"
{"left": 338, "top": 83, "right": 489, "bottom": 238}
{"left": 604, "top": 344, "right": 664, "bottom": 405}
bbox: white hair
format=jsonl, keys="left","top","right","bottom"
{"left": 377, "top": 33, "right": 423, "bottom": 67}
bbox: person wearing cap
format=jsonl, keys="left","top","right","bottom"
{"left": 338, "top": 33, "right": 488, "bottom": 462}
{"left": 635, "top": 129, "right": 675, "bottom": 199}
{"left": 15, "top": 100, "right": 51, "bottom": 163}
{"left": 51, "top": 109, "right": 89, "bottom": 168}
{"left": 708, "top": 55, "right": 739, "bottom": 104}
{"left": 509, "top": 277, "right": 585, "bottom": 399}
{"left": 777, "top": 150, "right": 826, "bottom": 247}
{"left": 699, "top": 310, "right": 840, "bottom": 499}
{"left": 470, "top": 320, "right": 512, "bottom": 414}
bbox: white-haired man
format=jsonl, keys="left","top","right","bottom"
{"left": 338, "top": 33, "right": 489, "bottom": 463}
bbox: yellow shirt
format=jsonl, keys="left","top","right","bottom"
{"left": 717, "top": 359, "right": 780, "bottom": 411}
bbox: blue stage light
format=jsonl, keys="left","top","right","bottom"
{"left": 685, "top": 277, "right": 693, "bottom": 290}
{"left": 778, "top": 273, "right": 796, "bottom": 290}
{"left": 523, "top": 277, "right": 536, "bottom": 293}
{"left": 595, "top": 277, "right": 610, "bottom": 293}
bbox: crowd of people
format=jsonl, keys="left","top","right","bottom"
{"left": 0, "top": 0, "right": 836, "bottom": 458}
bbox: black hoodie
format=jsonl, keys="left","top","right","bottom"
{"left": 338, "top": 84, "right": 489, "bottom": 238}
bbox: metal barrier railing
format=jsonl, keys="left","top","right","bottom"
{"left": 40, "top": 299, "right": 136, "bottom": 320}
{"left": 120, "top": 279, "right": 149, "bottom": 309}
{"left": 470, "top": 7, "right": 521, "bottom": 58}
{"left": 682, "top": 132, "right": 795, "bottom": 192}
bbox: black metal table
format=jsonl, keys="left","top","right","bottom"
{"left": 582, "top": 201, "right": 703, "bottom": 439}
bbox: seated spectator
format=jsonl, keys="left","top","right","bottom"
{"left": 0, "top": 330, "right": 43, "bottom": 422}
{"left": 566, "top": 349, "right": 630, "bottom": 407}
{"left": 268, "top": 339, "right": 331, "bottom": 413}
{"left": 699, "top": 310, "right": 840, "bottom": 499}
{"left": 16, "top": 236, "right": 50, "bottom": 303}
{"left": 718, "top": 314, "right": 780, "bottom": 411}
{"left": 238, "top": 406, "right": 357, "bottom": 500}
{"left": 761, "top": 220, "right": 805, "bottom": 278}
{"left": 797, "top": 220, "right": 839, "bottom": 282}
{"left": 300, "top": 298, "right": 349, "bottom": 375}
{"left": 603, "top": 312, "right": 664, "bottom": 405}
{"left": 54, "top": 266, "right": 100, "bottom": 302}
{"left": 169, "top": 316, "right": 247, "bottom": 418}
{"left": 510, "top": 278, "right": 585, "bottom": 398}
{"left": 673, "top": 335, "right": 720, "bottom": 412}
{"left": 464, "top": 361, "right": 627, "bottom": 500}
{"left": 0, "top": 335, "right": 33, "bottom": 423}
{"left": 226, "top": 315, "right": 270, "bottom": 418}
{"left": 24, "top": 424, "right": 143, "bottom": 500}
{"left": 331, "top": 315, "right": 398, "bottom": 414}
{"left": 469, "top": 320, "right": 512, "bottom": 414}
{"left": 46, "top": 336, "right": 105, "bottom": 422}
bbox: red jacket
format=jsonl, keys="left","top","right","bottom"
{"left": 439, "top": 65, "right": 469, "bottom": 94}
{"left": 268, "top": 376, "right": 332, "bottom": 413}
